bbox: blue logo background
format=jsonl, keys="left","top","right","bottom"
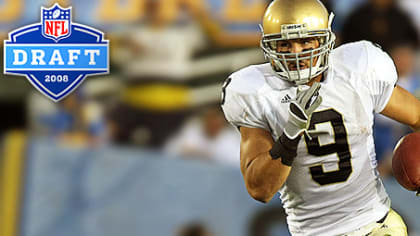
{"left": 3, "top": 4, "right": 109, "bottom": 102}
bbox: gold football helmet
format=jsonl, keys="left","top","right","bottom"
{"left": 260, "top": 0, "right": 335, "bottom": 85}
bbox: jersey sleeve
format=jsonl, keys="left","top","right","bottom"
{"left": 221, "top": 76, "right": 269, "bottom": 131}
{"left": 363, "top": 42, "right": 398, "bottom": 113}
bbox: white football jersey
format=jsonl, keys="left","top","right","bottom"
{"left": 221, "top": 41, "right": 397, "bottom": 235}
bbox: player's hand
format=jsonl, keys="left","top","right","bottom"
{"left": 284, "top": 82, "right": 322, "bottom": 140}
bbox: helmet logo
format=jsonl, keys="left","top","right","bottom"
{"left": 281, "top": 24, "right": 308, "bottom": 39}
{"left": 281, "top": 24, "right": 307, "bottom": 31}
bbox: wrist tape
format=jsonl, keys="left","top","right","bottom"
{"left": 269, "top": 133, "right": 301, "bottom": 166}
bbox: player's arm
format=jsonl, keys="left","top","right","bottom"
{"left": 381, "top": 85, "right": 420, "bottom": 131}
{"left": 239, "top": 126, "right": 291, "bottom": 203}
{"left": 239, "top": 83, "right": 323, "bottom": 203}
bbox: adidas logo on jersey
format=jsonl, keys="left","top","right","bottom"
{"left": 281, "top": 94, "right": 292, "bottom": 103}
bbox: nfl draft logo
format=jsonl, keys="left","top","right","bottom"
{"left": 3, "top": 4, "right": 109, "bottom": 102}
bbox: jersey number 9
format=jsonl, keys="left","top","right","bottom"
{"left": 304, "top": 109, "right": 353, "bottom": 185}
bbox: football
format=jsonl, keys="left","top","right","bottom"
{"left": 53, "top": 9, "right": 61, "bottom": 19}
{"left": 392, "top": 132, "right": 420, "bottom": 192}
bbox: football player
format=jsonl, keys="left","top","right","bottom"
{"left": 221, "top": 0, "right": 420, "bottom": 235}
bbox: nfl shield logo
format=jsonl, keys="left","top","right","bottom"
{"left": 42, "top": 4, "right": 71, "bottom": 42}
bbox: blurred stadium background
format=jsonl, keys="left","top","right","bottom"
{"left": 0, "top": 0, "right": 419, "bottom": 235}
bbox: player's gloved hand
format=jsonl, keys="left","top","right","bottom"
{"left": 283, "top": 82, "right": 323, "bottom": 140}
{"left": 270, "top": 82, "right": 322, "bottom": 166}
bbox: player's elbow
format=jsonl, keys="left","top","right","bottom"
{"left": 243, "top": 171, "right": 286, "bottom": 204}
{"left": 246, "top": 185, "right": 275, "bottom": 203}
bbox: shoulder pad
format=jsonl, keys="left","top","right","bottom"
{"left": 227, "top": 64, "right": 271, "bottom": 96}
{"left": 331, "top": 41, "right": 370, "bottom": 74}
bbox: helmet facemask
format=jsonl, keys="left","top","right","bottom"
{"left": 260, "top": 14, "right": 336, "bottom": 85}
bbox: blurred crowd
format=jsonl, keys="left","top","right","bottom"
{"left": 1, "top": 0, "right": 420, "bottom": 234}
